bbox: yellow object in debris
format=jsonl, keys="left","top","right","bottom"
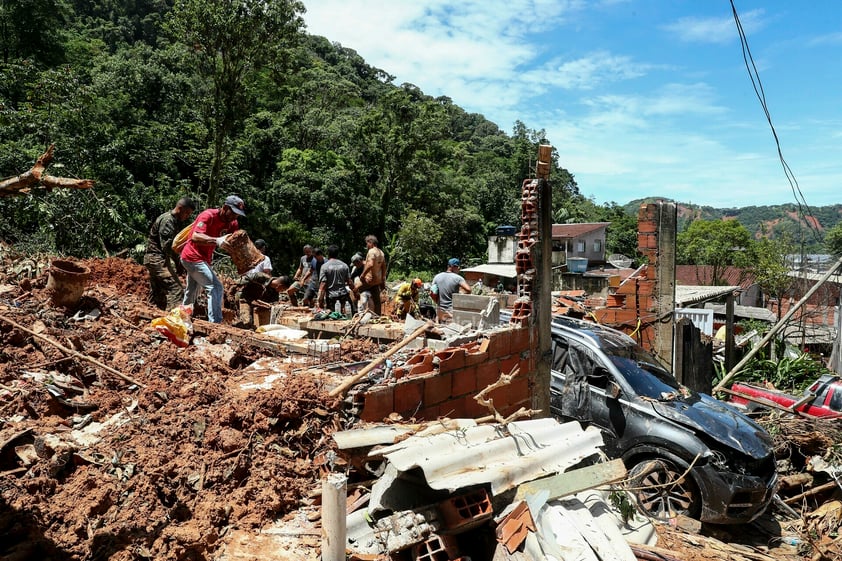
{"left": 150, "top": 306, "right": 193, "bottom": 347}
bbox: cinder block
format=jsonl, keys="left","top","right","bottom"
{"left": 424, "top": 372, "right": 453, "bottom": 406}
{"left": 394, "top": 379, "right": 424, "bottom": 418}
{"left": 412, "top": 532, "right": 460, "bottom": 561}
{"left": 439, "top": 487, "right": 493, "bottom": 533}
{"left": 361, "top": 385, "right": 395, "bottom": 422}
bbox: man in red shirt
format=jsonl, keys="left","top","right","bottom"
{"left": 180, "top": 195, "right": 245, "bottom": 323}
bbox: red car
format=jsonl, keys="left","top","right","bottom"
{"left": 730, "top": 375, "right": 842, "bottom": 418}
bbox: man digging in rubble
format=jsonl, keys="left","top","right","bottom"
{"left": 180, "top": 195, "right": 245, "bottom": 323}
{"left": 143, "top": 196, "right": 196, "bottom": 310}
{"left": 431, "top": 258, "right": 470, "bottom": 323}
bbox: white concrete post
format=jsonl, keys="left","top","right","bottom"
{"left": 321, "top": 473, "right": 347, "bottom": 561}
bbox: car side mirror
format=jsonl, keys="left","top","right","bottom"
{"left": 607, "top": 381, "right": 621, "bottom": 400}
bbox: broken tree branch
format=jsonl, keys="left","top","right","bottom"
{"left": 0, "top": 144, "right": 95, "bottom": 197}
{"left": 0, "top": 313, "right": 144, "bottom": 388}
{"left": 328, "top": 320, "right": 434, "bottom": 397}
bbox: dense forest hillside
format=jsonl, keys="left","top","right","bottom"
{"left": 2, "top": 0, "right": 622, "bottom": 278}
{"left": 2, "top": 0, "right": 833, "bottom": 275}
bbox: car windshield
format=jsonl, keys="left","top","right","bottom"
{"left": 604, "top": 342, "right": 682, "bottom": 400}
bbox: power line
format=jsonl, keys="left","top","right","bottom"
{"left": 729, "top": 0, "right": 823, "bottom": 245}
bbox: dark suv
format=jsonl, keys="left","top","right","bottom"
{"left": 549, "top": 316, "right": 777, "bottom": 524}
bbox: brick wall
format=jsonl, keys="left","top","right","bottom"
{"left": 590, "top": 203, "right": 660, "bottom": 351}
{"left": 357, "top": 327, "right": 535, "bottom": 422}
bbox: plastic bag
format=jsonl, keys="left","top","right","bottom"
{"left": 150, "top": 305, "right": 193, "bottom": 347}
{"left": 171, "top": 219, "right": 197, "bottom": 256}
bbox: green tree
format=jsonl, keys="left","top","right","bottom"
{"left": 677, "top": 219, "right": 754, "bottom": 285}
{"left": 825, "top": 222, "right": 842, "bottom": 258}
{"left": 751, "top": 236, "right": 794, "bottom": 320}
{"left": 165, "top": 0, "right": 305, "bottom": 203}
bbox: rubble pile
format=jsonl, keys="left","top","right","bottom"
{"left": 0, "top": 250, "right": 343, "bottom": 560}
{"left": 0, "top": 248, "right": 839, "bottom": 560}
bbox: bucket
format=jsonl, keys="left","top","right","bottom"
{"left": 224, "top": 230, "right": 264, "bottom": 275}
{"left": 46, "top": 259, "right": 90, "bottom": 308}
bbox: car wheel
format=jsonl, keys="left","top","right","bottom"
{"left": 626, "top": 457, "right": 701, "bottom": 520}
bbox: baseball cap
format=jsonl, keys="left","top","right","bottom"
{"left": 448, "top": 258, "right": 461, "bottom": 267}
{"left": 224, "top": 195, "right": 246, "bottom": 216}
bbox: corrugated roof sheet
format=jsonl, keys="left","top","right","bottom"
{"left": 369, "top": 418, "right": 604, "bottom": 496}
{"left": 676, "top": 285, "right": 738, "bottom": 306}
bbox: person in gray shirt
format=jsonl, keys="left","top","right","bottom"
{"left": 318, "top": 245, "right": 353, "bottom": 314}
{"left": 431, "top": 258, "right": 471, "bottom": 323}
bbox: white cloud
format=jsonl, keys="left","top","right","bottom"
{"left": 662, "top": 9, "right": 766, "bottom": 45}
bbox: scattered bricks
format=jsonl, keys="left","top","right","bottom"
{"left": 361, "top": 384, "right": 395, "bottom": 422}
{"left": 392, "top": 365, "right": 410, "bottom": 380}
{"left": 436, "top": 349, "right": 466, "bottom": 373}
{"left": 439, "top": 487, "right": 493, "bottom": 533}
{"left": 451, "top": 368, "right": 477, "bottom": 397}
{"left": 423, "top": 371, "right": 453, "bottom": 406}
{"left": 394, "top": 379, "right": 424, "bottom": 418}
{"left": 411, "top": 532, "right": 461, "bottom": 561}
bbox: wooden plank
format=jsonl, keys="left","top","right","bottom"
{"left": 514, "top": 458, "right": 627, "bottom": 501}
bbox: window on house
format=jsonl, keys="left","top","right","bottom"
{"left": 593, "top": 240, "right": 602, "bottom": 252}
{"left": 576, "top": 240, "right": 586, "bottom": 253}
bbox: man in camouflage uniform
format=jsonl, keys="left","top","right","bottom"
{"left": 144, "top": 197, "right": 196, "bottom": 310}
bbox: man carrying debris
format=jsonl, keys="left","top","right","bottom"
{"left": 431, "top": 258, "right": 470, "bottom": 323}
{"left": 357, "top": 235, "right": 387, "bottom": 316}
{"left": 287, "top": 244, "right": 312, "bottom": 307}
{"left": 235, "top": 239, "right": 273, "bottom": 327}
{"left": 317, "top": 245, "right": 353, "bottom": 315}
{"left": 144, "top": 196, "right": 196, "bottom": 310}
{"left": 180, "top": 195, "right": 245, "bottom": 323}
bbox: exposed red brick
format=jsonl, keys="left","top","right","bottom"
{"left": 417, "top": 404, "right": 440, "bottom": 422}
{"left": 464, "top": 349, "right": 488, "bottom": 367}
{"left": 423, "top": 371, "right": 453, "bottom": 406}
{"left": 635, "top": 280, "right": 655, "bottom": 296}
{"left": 486, "top": 330, "right": 511, "bottom": 359}
{"left": 475, "top": 360, "right": 501, "bottom": 391}
{"left": 451, "top": 367, "right": 478, "bottom": 396}
{"left": 638, "top": 232, "right": 657, "bottom": 250}
{"left": 509, "top": 327, "right": 533, "bottom": 354}
{"left": 437, "top": 349, "right": 466, "bottom": 373}
{"left": 394, "top": 379, "right": 424, "bottom": 418}
{"left": 638, "top": 219, "right": 657, "bottom": 233}
{"left": 361, "top": 385, "right": 395, "bottom": 422}
{"left": 409, "top": 358, "right": 434, "bottom": 377}
{"left": 405, "top": 348, "right": 432, "bottom": 365}
{"left": 498, "top": 354, "right": 523, "bottom": 378}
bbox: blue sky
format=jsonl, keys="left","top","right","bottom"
{"left": 302, "top": 1, "right": 842, "bottom": 209}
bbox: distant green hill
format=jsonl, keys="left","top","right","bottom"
{"left": 623, "top": 198, "right": 842, "bottom": 252}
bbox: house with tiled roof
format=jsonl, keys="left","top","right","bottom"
{"left": 551, "top": 222, "right": 611, "bottom": 267}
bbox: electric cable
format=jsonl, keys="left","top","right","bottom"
{"left": 729, "top": 0, "right": 823, "bottom": 245}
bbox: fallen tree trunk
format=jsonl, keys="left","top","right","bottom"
{"left": 0, "top": 144, "right": 94, "bottom": 197}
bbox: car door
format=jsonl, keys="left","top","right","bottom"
{"left": 551, "top": 334, "right": 623, "bottom": 443}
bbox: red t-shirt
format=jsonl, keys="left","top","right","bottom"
{"left": 180, "top": 208, "right": 238, "bottom": 264}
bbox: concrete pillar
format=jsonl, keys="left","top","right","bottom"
{"left": 653, "top": 201, "right": 677, "bottom": 369}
